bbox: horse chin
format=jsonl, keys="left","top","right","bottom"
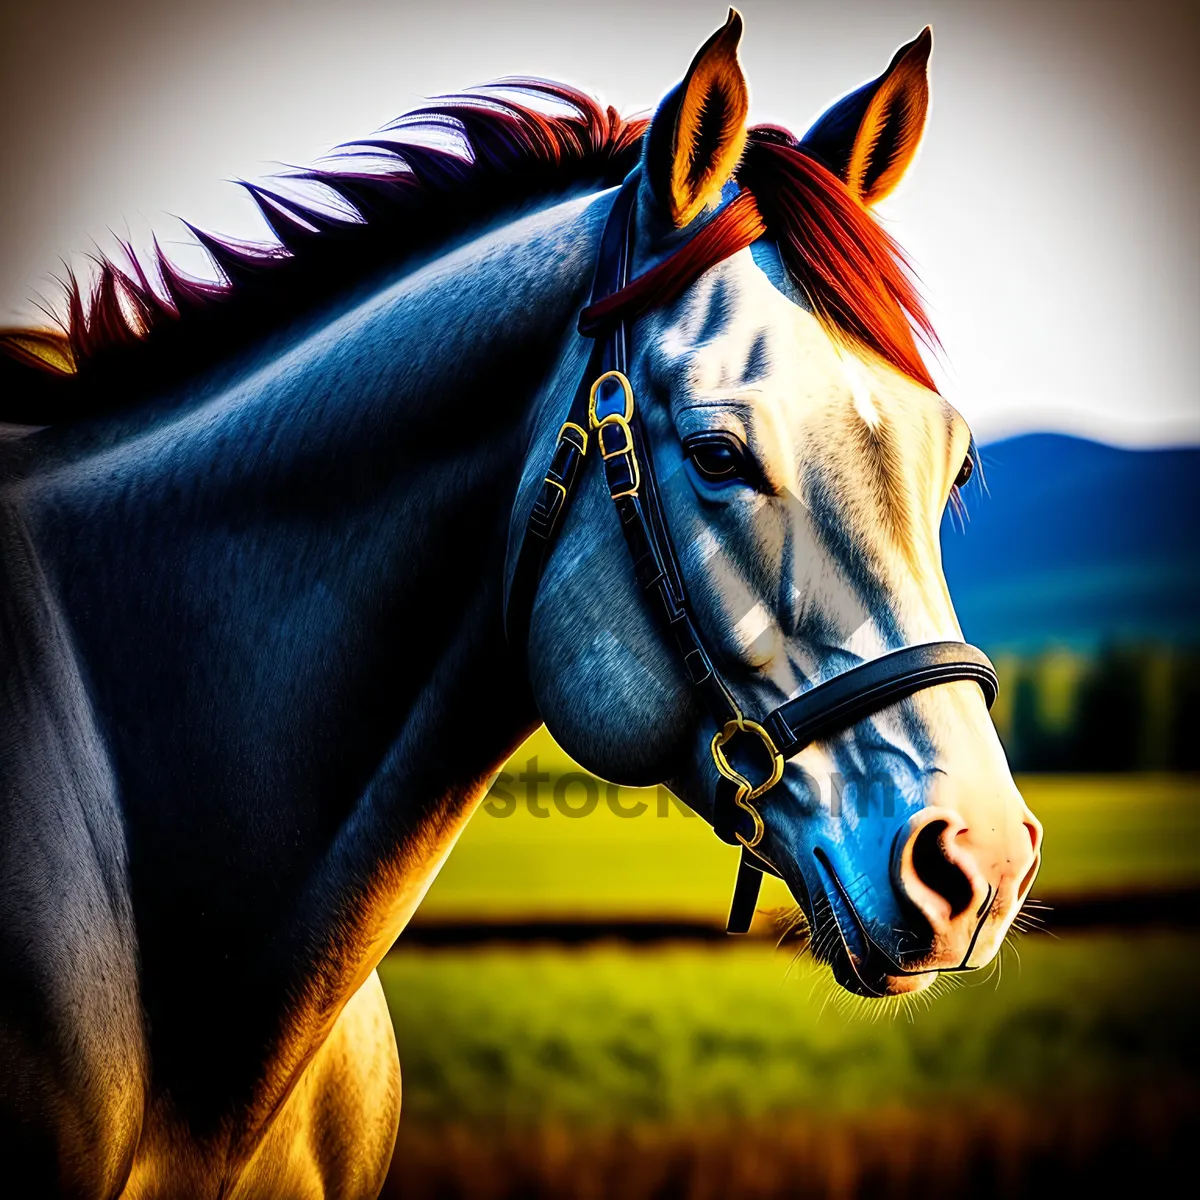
{"left": 826, "top": 941, "right": 939, "bottom": 998}
{"left": 797, "top": 857, "right": 943, "bottom": 999}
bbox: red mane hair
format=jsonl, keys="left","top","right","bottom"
{"left": 740, "top": 130, "right": 938, "bottom": 391}
{"left": 0, "top": 82, "right": 937, "bottom": 420}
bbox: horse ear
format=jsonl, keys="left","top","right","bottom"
{"left": 644, "top": 9, "right": 750, "bottom": 228}
{"left": 801, "top": 26, "right": 932, "bottom": 206}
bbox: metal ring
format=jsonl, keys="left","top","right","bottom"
{"left": 711, "top": 718, "right": 785, "bottom": 801}
{"left": 733, "top": 786, "right": 766, "bottom": 850}
{"left": 588, "top": 370, "right": 634, "bottom": 428}
{"left": 710, "top": 718, "right": 784, "bottom": 849}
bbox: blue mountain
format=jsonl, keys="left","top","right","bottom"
{"left": 940, "top": 433, "right": 1200, "bottom": 651}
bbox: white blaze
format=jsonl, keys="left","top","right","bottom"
{"left": 840, "top": 352, "right": 882, "bottom": 431}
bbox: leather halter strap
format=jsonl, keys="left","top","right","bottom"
{"left": 764, "top": 642, "right": 998, "bottom": 760}
{"left": 506, "top": 171, "right": 999, "bottom": 933}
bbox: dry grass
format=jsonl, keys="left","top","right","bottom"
{"left": 383, "top": 1086, "right": 1195, "bottom": 1199}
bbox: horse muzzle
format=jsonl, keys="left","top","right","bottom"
{"left": 769, "top": 780, "right": 1043, "bottom": 998}
{"left": 891, "top": 799, "right": 1043, "bottom": 969}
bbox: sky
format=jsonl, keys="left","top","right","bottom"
{"left": 0, "top": 0, "right": 1196, "bottom": 446}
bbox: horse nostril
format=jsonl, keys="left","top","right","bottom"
{"left": 1018, "top": 854, "right": 1040, "bottom": 900}
{"left": 1017, "top": 818, "right": 1042, "bottom": 899}
{"left": 910, "top": 819, "right": 974, "bottom": 918}
{"left": 1024, "top": 819, "right": 1042, "bottom": 856}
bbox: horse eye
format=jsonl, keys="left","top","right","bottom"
{"left": 954, "top": 454, "right": 974, "bottom": 488}
{"left": 684, "top": 434, "right": 744, "bottom": 482}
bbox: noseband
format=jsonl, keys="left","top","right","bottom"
{"left": 507, "top": 172, "right": 998, "bottom": 933}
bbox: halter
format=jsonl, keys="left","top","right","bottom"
{"left": 507, "top": 172, "right": 999, "bottom": 933}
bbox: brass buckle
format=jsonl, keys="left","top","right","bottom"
{"left": 588, "top": 370, "right": 634, "bottom": 428}
{"left": 596, "top": 413, "right": 640, "bottom": 498}
{"left": 558, "top": 420, "right": 589, "bottom": 454}
{"left": 711, "top": 717, "right": 785, "bottom": 850}
{"left": 597, "top": 414, "right": 633, "bottom": 460}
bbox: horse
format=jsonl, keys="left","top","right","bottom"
{"left": 0, "top": 12, "right": 1042, "bottom": 1198}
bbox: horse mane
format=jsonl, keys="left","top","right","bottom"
{"left": 0, "top": 82, "right": 936, "bottom": 423}
{"left": 737, "top": 128, "right": 938, "bottom": 390}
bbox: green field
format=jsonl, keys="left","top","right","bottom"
{"left": 415, "top": 729, "right": 1200, "bottom": 922}
{"left": 382, "top": 933, "right": 1198, "bottom": 1127}
{"left": 386, "top": 740, "right": 1200, "bottom": 1196}
{"left": 381, "top": 932, "right": 1199, "bottom": 1197}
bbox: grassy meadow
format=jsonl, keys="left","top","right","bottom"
{"left": 414, "top": 729, "right": 1200, "bottom": 922}
{"left": 381, "top": 934, "right": 1198, "bottom": 1197}
{"left": 382, "top": 731, "right": 1200, "bottom": 1197}
{"left": 382, "top": 934, "right": 1199, "bottom": 1127}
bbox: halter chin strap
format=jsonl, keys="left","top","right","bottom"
{"left": 507, "top": 171, "right": 999, "bottom": 934}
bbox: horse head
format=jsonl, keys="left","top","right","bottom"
{"left": 520, "top": 13, "right": 1042, "bottom": 998}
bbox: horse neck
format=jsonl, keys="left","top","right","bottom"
{"left": 6, "top": 190, "right": 604, "bottom": 1119}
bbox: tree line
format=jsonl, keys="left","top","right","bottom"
{"left": 989, "top": 645, "right": 1200, "bottom": 772}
